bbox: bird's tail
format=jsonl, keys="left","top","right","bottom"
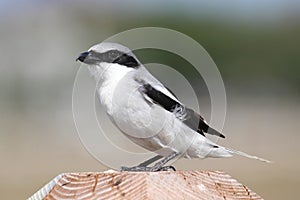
{"left": 225, "top": 147, "right": 271, "bottom": 163}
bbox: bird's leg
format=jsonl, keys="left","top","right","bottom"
{"left": 120, "top": 152, "right": 178, "bottom": 172}
{"left": 149, "top": 152, "right": 178, "bottom": 172}
{"left": 138, "top": 155, "right": 163, "bottom": 167}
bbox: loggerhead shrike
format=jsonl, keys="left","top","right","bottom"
{"left": 76, "top": 42, "right": 270, "bottom": 171}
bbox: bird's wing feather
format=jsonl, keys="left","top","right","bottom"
{"left": 140, "top": 82, "right": 225, "bottom": 138}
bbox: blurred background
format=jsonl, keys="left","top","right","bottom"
{"left": 1, "top": 0, "right": 299, "bottom": 199}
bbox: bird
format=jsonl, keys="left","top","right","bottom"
{"left": 76, "top": 42, "right": 270, "bottom": 171}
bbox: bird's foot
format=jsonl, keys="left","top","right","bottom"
{"left": 120, "top": 152, "right": 178, "bottom": 172}
{"left": 120, "top": 165, "right": 176, "bottom": 172}
{"left": 158, "top": 165, "right": 176, "bottom": 171}
{"left": 120, "top": 166, "right": 151, "bottom": 172}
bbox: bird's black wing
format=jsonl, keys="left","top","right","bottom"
{"left": 141, "top": 83, "right": 225, "bottom": 138}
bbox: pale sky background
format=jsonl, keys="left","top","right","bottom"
{"left": 1, "top": 0, "right": 300, "bottom": 21}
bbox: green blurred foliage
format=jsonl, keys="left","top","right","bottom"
{"left": 74, "top": 10, "right": 300, "bottom": 94}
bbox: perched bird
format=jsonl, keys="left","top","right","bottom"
{"left": 76, "top": 42, "right": 270, "bottom": 171}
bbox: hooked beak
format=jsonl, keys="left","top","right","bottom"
{"left": 76, "top": 51, "right": 89, "bottom": 63}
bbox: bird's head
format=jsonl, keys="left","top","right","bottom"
{"left": 76, "top": 42, "right": 141, "bottom": 69}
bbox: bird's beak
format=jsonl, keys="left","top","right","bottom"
{"left": 76, "top": 51, "right": 89, "bottom": 63}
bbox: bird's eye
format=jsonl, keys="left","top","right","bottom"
{"left": 108, "top": 51, "right": 119, "bottom": 59}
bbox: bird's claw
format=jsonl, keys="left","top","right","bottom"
{"left": 158, "top": 166, "right": 176, "bottom": 171}
{"left": 120, "top": 165, "right": 176, "bottom": 172}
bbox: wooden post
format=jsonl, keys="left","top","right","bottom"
{"left": 28, "top": 170, "right": 263, "bottom": 200}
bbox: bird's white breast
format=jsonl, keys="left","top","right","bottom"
{"left": 92, "top": 63, "right": 211, "bottom": 158}
{"left": 93, "top": 63, "right": 134, "bottom": 115}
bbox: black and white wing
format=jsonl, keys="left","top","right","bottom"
{"left": 140, "top": 83, "right": 225, "bottom": 138}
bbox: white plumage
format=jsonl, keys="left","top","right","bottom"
{"left": 77, "top": 42, "right": 270, "bottom": 171}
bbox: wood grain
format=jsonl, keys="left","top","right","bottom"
{"left": 29, "top": 170, "right": 263, "bottom": 200}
